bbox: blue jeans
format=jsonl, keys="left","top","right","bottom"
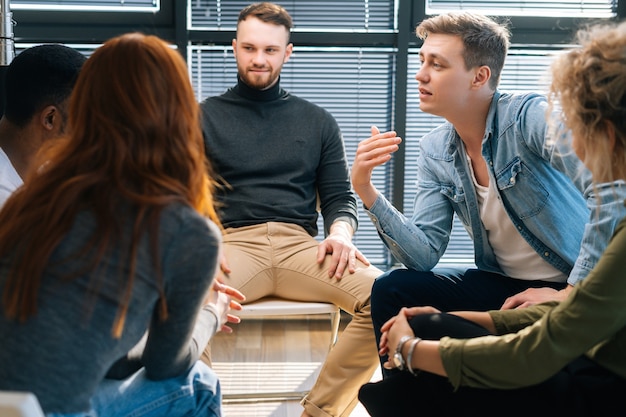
{"left": 47, "top": 362, "right": 221, "bottom": 417}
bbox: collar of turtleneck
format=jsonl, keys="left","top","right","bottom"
{"left": 232, "top": 76, "right": 283, "bottom": 102}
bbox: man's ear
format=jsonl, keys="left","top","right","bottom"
{"left": 40, "top": 105, "right": 58, "bottom": 131}
{"left": 472, "top": 65, "right": 491, "bottom": 89}
{"left": 232, "top": 39, "right": 237, "bottom": 59}
{"left": 284, "top": 42, "right": 293, "bottom": 63}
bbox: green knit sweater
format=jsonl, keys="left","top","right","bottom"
{"left": 441, "top": 214, "right": 626, "bottom": 389}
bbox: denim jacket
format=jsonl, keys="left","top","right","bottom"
{"left": 366, "top": 91, "right": 626, "bottom": 285}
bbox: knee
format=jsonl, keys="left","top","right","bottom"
{"left": 371, "top": 268, "right": 432, "bottom": 320}
{"left": 371, "top": 269, "right": 405, "bottom": 304}
{"left": 189, "top": 361, "right": 222, "bottom": 415}
{"left": 189, "top": 361, "right": 220, "bottom": 392}
{"left": 370, "top": 270, "right": 404, "bottom": 321}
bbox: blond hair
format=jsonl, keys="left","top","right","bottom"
{"left": 549, "top": 21, "right": 626, "bottom": 183}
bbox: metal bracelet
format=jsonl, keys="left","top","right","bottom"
{"left": 406, "top": 337, "right": 422, "bottom": 376}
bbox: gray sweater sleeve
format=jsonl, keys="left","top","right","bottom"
{"left": 106, "top": 305, "right": 219, "bottom": 379}
{"left": 106, "top": 216, "right": 221, "bottom": 380}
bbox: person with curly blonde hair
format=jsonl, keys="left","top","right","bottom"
{"left": 358, "top": 20, "right": 626, "bottom": 417}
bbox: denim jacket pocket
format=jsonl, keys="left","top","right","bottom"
{"left": 496, "top": 157, "right": 548, "bottom": 219}
{"left": 440, "top": 184, "right": 469, "bottom": 226}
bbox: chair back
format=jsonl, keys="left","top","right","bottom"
{"left": 0, "top": 391, "right": 45, "bottom": 417}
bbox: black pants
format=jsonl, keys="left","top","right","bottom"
{"left": 359, "top": 313, "right": 626, "bottom": 417}
{"left": 371, "top": 267, "right": 566, "bottom": 376}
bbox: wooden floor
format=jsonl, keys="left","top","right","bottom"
{"left": 211, "top": 313, "right": 381, "bottom": 417}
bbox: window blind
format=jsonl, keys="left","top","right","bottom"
{"left": 10, "top": 0, "right": 159, "bottom": 12}
{"left": 427, "top": 0, "right": 616, "bottom": 18}
{"left": 189, "top": 0, "right": 395, "bottom": 31}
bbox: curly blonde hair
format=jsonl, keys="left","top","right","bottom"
{"left": 549, "top": 21, "right": 626, "bottom": 183}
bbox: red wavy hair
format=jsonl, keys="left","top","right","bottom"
{"left": 0, "top": 33, "right": 220, "bottom": 337}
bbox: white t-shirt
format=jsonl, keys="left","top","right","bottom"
{"left": 467, "top": 153, "right": 566, "bottom": 282}
{"left": 0, "top": 147, "right": 24, "bottom": 207}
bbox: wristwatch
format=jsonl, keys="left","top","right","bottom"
{"left": 392, "top": 335, "right": 412, "bottom": 370}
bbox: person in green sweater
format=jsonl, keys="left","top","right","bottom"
{"left": 358, "top": 20, "right": 626, "bottom": 417}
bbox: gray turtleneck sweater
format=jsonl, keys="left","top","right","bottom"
{"left": 200, "top": 77, "right": 358, "bottom": 237}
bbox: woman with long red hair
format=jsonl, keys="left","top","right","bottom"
{"left": 0, "top": 32, "right": 243, "bottom": 417}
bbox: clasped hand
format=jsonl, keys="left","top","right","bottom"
{"left": 380, "top": 306, "right": 440, "bottom": 369}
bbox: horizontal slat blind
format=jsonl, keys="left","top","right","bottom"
{"left": 189, "top": 0, "right": 395, "bottom": 30}
{"left": 428, "top": 0, "right": 615, "bottom": 17}
{"left": 11, "top": 0, "right": 158, "bottom": 11}
{"left": 404, "top": 47, "right": 557, "bottom": 266}
{"left": 189, "top": 45, "right": 396, "bottom": 268}
{"left": 8, "top": 1, "right": 616, "bottom": 273}
{"left": 16, "top": 44, "right": 98, "bottom": 56}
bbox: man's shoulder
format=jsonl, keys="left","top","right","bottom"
{"left": 278, "top": 93, "right": 339, "bottom": 129}
{"left": 494, "top": 90, "right": 547, "bottom": 113}
{"left": 0, "top": 148, "right": 23, "bottom": 190}
{"left": 491, "top": 91, "right": 549, "bottom": 134}
{"left": 420, "top": 122, "right": 455, "bottom": 149}
{"left": 286, "top": 92, "right": 331, "bottom": 111}
{"left": 199, "top": 90, "right": 231, "bottom": 107}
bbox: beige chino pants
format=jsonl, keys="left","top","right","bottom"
{"left": 201, "top": 222, "right": 380, "bottom": 417}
